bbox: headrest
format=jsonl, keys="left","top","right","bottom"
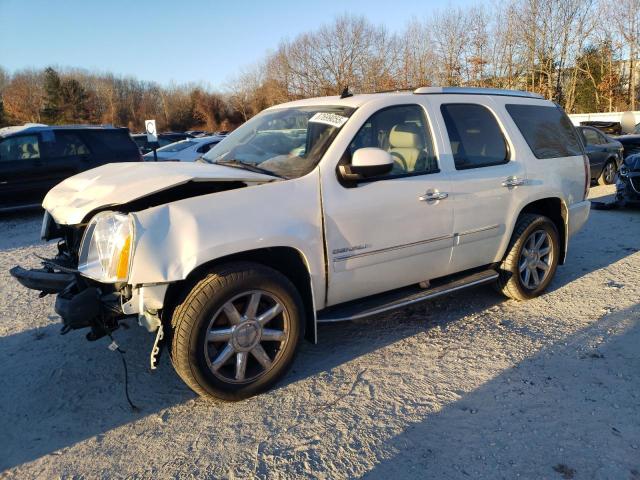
{"left": 389, "top": 124, "right": 422, "bottom": 149}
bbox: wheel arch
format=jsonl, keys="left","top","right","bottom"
{"left": 161, "top": 246, "right": 318, "bottom": 343}
{"left": 515, "top": 197, "right": 568, "bottom": 264}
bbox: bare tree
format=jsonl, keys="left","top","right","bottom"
{"left": 605, "top": 0, "right": 640, "bottom": 109}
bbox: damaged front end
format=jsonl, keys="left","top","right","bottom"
{"left": 10, "top": 213, "right": 137, "bottom": 341}
{"left": 616, "top": 154, "right": 640, "bottom": 207}
{"left": 11, "top": 211, "right": 170, "bottom": 373}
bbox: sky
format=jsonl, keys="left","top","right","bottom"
{"left": 0, "top": 0, "right": 473, "bottom": 90}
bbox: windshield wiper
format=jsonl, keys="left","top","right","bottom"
{"left": 215, "top": 160, "right": 285, "bottom": 179}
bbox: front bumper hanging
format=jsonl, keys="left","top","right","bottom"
{"left": 10, "top": 262, "right": 126, "bottom": 340}
{"left": 9, "top": 265, "right": 74, "bottom": 294}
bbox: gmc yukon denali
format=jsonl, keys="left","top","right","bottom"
{"left": 11, "top": 87, "right": 591, "bottom": 400}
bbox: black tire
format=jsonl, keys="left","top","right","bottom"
{"left": 170, "top": 262, "right": 303, "bottom": 401}
{"left": 495, "top": 214, "right": 560, "bottom": 301}
{"left": 598, "top": 160, "right": 617, "bottom": 186}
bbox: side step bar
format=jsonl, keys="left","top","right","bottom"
{"left": 317, "top": 269, "right": 498, "bottom": 323}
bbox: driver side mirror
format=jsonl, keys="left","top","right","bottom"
{"left": 339, "top": 147, "right": 394, "bottom": 182}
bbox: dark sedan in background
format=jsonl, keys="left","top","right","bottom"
{"left": 576, "top": 126, "right": 624, "bottom": 185}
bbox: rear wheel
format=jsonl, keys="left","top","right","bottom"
{"left": 170, "top": 262, "right": 303, "bottom": 401}
{"left": 496, "top": 214, "right": 559, "bottom": 301}
{"left": 598, "top": 160, "right": 617, "bottom": 185}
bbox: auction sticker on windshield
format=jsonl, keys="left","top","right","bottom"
{"left": 309, "top": 112, "right": 349, "bottom": 128}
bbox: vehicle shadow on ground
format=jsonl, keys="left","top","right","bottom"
{"left": 360, "top": 303, "right": 640, "bottom": 479}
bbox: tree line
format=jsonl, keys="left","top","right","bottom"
{"left": 2, "top": 0, "right": 640, "bottom": 131}
{"left": 0, "top": 66, "right": 242, "bottom": 132}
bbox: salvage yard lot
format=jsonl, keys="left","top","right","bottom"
{"left": 0, "top": 185, "right": 638, "bottom": 479}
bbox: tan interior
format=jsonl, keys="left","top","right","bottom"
{"left": 388, "top": 124, "right": 424, "bottom": 172}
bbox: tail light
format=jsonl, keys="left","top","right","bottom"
{"left": 583, "top": 154, "right": 591, "bottom": 200}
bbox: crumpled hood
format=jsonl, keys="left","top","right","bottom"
{"left": 43, "top": 162, "right": 278, "bottom": 225}
{"left": 624, "top": 154, "right": 640, "bottom": 171}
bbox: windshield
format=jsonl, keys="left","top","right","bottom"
{"left": 157, "top": 140, "right": 197, "bottom": 152}
{"left": 202, "top": 105, "right": 355, "bottom": 178}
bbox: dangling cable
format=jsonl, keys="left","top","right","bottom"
{"left": 108, "top": 335, "right": 140, "bottom": 412}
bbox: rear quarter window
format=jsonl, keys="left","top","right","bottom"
{"left": 505, "top": 104, "right": 583, "bottom": 159}
{"left": 81, "top": 130, "right": 138, "bottom": 154}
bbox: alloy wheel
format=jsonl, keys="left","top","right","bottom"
{"left": 518, "top": 229, "right": 553, "bottom": 290}
{"left": 604, "top": 162, "right": 616, "bottom": 184}
{"left": 204, "top": 290, "right": 290, "bottom": 384}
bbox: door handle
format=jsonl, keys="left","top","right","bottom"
{"left": 419, "top": 190, "right": 448, "bottom": 203}
{"left": 502, "top": 176, "right": 527, "bottom": 188}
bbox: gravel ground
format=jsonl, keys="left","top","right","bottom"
{"left": 0, "top": 185, "right": 639, "bottom": 480}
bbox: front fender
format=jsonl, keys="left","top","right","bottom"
{"left": 128, "top": 171, "right": 325, "bottom": 305}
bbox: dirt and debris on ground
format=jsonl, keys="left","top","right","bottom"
{"left": 0, "top": 185, "right": 638, "bottom": 479}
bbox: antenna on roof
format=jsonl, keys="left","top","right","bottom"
{"left": 340, "top": 86, "right": 353, "bottom": 99}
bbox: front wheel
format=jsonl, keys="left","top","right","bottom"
{"left": 170, "top": 262, "right": 303, "bottom": 401}
{"left": 496, "top": 214, "right": 560, "bottom": 301}
{"left": 598, "top": 160, "right": 617, "bottom": 185}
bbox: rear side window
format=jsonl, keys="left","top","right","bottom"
{"left": 440, "top": 104, "right": 508, "bottom": 170}
{"left": 506, "top": 104, "right": 582, "bottom": 159}
{"left": 82, "top": 130, "right": 137, "bottom": 153}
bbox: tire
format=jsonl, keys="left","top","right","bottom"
{"left": 170, "top": 262, "right": 303, "bottom": 401}
{"left": 598, "top": 160, "right": 617, "bottom": 186}
{"left": 495, "top": 214, "right": 560, "bottom": 301}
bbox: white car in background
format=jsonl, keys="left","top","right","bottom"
{"left": 143, "top": 135, "right": 225, "bottom": 162}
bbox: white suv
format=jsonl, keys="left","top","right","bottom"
{"left": 11, "top": 87, "right": 591, "bottom": 400}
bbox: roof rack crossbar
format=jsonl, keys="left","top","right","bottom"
{"left": 413, "top": 86, "right": 544, "bottom": 99}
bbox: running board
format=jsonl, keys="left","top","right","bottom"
{"left": 317, "top": 269, "right": 498, "bottom": 323}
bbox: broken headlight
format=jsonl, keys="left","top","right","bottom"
{"left": 78, "top": 212, "right": 134, "bottom": 283}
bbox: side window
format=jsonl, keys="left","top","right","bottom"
{"left": 505, "top": 104, "right": 583, "bottom": 159}
{"left": 440, "top": 104, "right": 509, "bottom": 170}
{"left": 43, "top": 133, "right": 90, "bottom": 158}
{"left": 0, "top": 135, "right": 40, "bottom": 162}
{"left": 582, "top": 128, "right": 600, "bottom": 146}
{"left": 345, "top": 104, "right": 438, "bottom": 178}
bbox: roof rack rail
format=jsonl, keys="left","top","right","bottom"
{"left": 413, "top": 86, "right": 544, "bottom": 99}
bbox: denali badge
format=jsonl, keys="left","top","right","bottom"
{"left": 332, "top": 244, "right": 371, "bottom": 255}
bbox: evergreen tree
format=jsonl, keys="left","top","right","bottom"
{"left": 41, "top": 67, "right": 63, "bottom": 124}
{"left": 61, "top": 78, "right": 88, "bottom": 123}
